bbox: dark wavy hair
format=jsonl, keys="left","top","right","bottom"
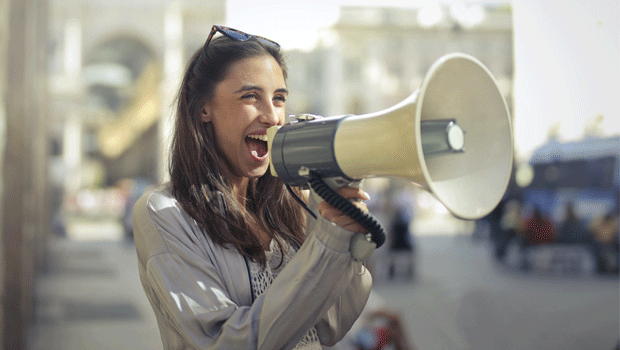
{"left": 169, "top": 35, "right": 306, "bottom": 265}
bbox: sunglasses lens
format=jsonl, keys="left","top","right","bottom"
{"left": 257, "top": 37, "right": 280, "bottom": 48}
{"left": 220, "top": 28, "right": 250, "bottom": 41}
{"left": 209, "top": 26, "right": 280, "bottom": 49}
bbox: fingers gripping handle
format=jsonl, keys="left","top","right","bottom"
{"left": 307, "top": 173, "right": 386, "bottom": 260}
{"left": 315, "top": 179, "right": 376, "bottom": 261}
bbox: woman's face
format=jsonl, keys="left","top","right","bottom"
{"left": 202, "top": 54, "right": 287, "bottom": 181}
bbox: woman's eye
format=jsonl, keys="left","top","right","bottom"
{"left": 242, "top": 93, "right": 258, "bottom": 100}
{"left": 274, "top": 95, "right": 287, "bottom": 103}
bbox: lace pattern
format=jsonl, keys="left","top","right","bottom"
{"left": 249, "top": 240, "right": 322, "bottom": 350}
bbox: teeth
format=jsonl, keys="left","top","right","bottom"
{"left": 247, "top": 134, "right": 268, "bottom": 142}
{"left": 251, "top": 150, "right": 259, "bottom": 157}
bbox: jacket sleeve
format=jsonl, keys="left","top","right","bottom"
{"left": 314, "top": 267, "right": 372, "bottom": 346}
{"left": 133, "top": 189, "right": 372, "bottom": 350}
{"left": 256, "top": 217, "right": 373, "bottom": 349}
{"left": 275, "top": 190, "right": 373, "bottom": 347}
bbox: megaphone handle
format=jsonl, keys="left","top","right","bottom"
{"left": 307, "top": 173, "right": 387, "bottom": 250}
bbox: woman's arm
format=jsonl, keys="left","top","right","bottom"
{"left": 314, "top": 267, "right": 372, "bottom": 346}
{"left": 303, "top": 186, "right": 374, "bottom": 346}
{"left": 256, "top": 216, "right": 372, "bottom": 349}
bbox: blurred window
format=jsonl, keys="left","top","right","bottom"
{"left": 529, "top": 156, "right": 616, "bottom": 190}
{"left": 531, "top": 163, "right": 555, "bottom": 189}
{"left": 558, "top": 159, "right": 587, "bottom": 188}
{"left": 588, "top": 156, "right": 616, "bottom": 189}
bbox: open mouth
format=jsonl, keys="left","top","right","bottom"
{"left": 245, "top": 134, "right": 268, "bottom": 160}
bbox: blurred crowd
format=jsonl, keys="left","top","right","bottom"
{"left": 52, "top": 177, "right": 155, "bottom": 240}
{"left": 487, "top": 199, "right": 619, "bottom": 274}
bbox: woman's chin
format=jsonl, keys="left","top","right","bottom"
{"left": 246, "top": 162, "right": 270, "bottom": 179}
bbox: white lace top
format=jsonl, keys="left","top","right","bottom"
{"left": 249, "top": 239, "right": 322, "bottom": 350}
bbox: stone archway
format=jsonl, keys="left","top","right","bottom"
{"left": 82, "top": 35, "right": 160, "bottom": 186}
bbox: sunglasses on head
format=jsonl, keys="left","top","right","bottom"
{"left": 203, "top": 25, "right": 281, "bottom": 54}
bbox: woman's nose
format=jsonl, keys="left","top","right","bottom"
{"left": 259, "top": 103, "right": 283, "bottom": 126}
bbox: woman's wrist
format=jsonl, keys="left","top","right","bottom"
{"left": 312, "top": 215, "right": 356, "bottom": 253}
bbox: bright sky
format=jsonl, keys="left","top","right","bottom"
{"left": 226, "top": 0, "right": 468, "bottom": 51}
{"left": 226, "top": 1, "right": 337, "bottom": 51}
{"left": 226, "top": 0, "right": 620, "bottom": 160}
{"left": 512, "top": 0, "right": 619, "bottom": 160}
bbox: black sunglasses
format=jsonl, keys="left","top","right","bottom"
{"left": 203, "top": 25, "right": 280, "bottom": 54}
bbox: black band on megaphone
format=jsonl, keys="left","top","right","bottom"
{"left": 307, "top": 172, "right": 386, "bottom": 248}
{"left": 270, "top": 117, "right": 352, "bottom": 186}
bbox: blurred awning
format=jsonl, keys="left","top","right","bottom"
{"left": 97, "top": 61, "right": 161, "bottom": 158}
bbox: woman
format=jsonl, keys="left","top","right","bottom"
{"left": 132, "top": 25, "right": 373, "bottom": 349}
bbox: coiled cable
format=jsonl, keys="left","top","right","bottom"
{"left": 307, "top": 172, "right": 386, "bottom": 248}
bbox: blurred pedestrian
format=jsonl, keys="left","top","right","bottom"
{"left": 589, "top": 210, "right": 619, "bottom": 274}
{"left": 496, "top": 199, "right": 523, "bottom": 261}
{"left": 557, "top": 202, "right": 588, "bottom": 244}
{"left": 484, "top": 198, "right": 506, "bottom": 244}
{"left": 523, "top": 206, "right": 555, "bottom": 245}
{"left": 387, "top": 207, "right": 415, "bottom": 280}
{"left": 519, "top": 206, "right": 555, "bottom": 270}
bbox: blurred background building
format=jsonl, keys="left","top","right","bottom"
{"left": 46, "top": 0, "right": 225, "bottom": 242}
{"left": 285, "top": 5, "right": 513, "bottom": 118}
{"left": 1, "top": 0, "right": 618, "bottom": 349}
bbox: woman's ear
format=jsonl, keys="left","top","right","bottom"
{"left": 201, "top": 105, "right": 211, "bottom": 122}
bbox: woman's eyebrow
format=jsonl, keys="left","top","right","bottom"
{"left": 275, "top": 88, "right": 289, "bottom": 95}
{"left": 234, "top": 84, "right": 261, "bottom": 94}
{"left": 235, "top": 84, "right": 288, "bottom": 95}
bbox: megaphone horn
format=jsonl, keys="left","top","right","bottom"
{"left": 267, "top": 53, "right": 513, "bottom": 221}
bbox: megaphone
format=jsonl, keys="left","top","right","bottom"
{"left": 267, "top": 53, "right": 513, "bottom": 222}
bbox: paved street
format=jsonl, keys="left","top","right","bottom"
{"left": 28, "top": 237, "right": 161, "bottom": 350}
{"left": 28, "top": 227, "right": 619, "bottom": 350}
{"left": 372, "top": 235, "right": 619, "bottom": 350}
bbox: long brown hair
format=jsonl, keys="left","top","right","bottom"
{"left": 169, "top": 35, "right": 306, "bottom": 265}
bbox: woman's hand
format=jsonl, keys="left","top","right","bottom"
{"left": 317, "top": 186, "right": 370, "bottom": 233}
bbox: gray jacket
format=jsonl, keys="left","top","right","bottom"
{"left": 132, "top": 184, "right": 372, "bottom": 349}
